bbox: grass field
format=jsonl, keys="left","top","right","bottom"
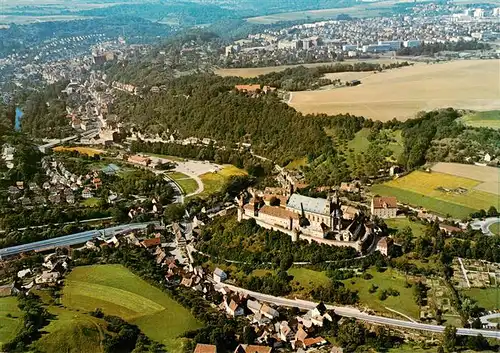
{"left": 343, "top": 268, "right": 420, "bottom": 319}
{"left": 372, "top": 184, "right": 476, "bottom": 219}
{"left": 289, "top": 60, "right": 500, "bottom": 121}
{"left": 199, "top": 165, "right": 247, "bottom": 197}
{"left": 288, "top": 267, "right": 331, "bottom": 296}
{"left": 344, "top": 128, "right": 403, "bottom": 163}
{"left": 53, "top": 146, "right": 105, "bottom": 156}
{"left": 460, "top": 110, "right": 500, "bottom": 129}
{"left": 0, "top": 297, "right": 22, "bottom": 347}
{"left": 372, "top": 170, "right": 498, "bottom": 218}
{"left": 62, "top": 265, "right": 202, "bottom": 352}
{"left": 167, "top": 172, "right": 199, "bottom": 195}
{"left": 431, "top": 162, "right": 500, "bottom": 195}
{"left": 33, "top": 306, "right": 106, "bottom": 353}
{"left": 489, "top": 223, "right": 500, "bottom": 236}
{"left": 462, "top": 288, "right": 500, "bottom": 310}
{"left": 82, "top": 197, "right": 100, "bottom": 207}
{"left": 385, "top": 218, "right": 427, "bottom": 238}
{"left": 215, "top": 59, "right": 408, "bottom": 78}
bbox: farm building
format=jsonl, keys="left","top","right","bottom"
{"left": 371, "top": 196, "right": 398, "bottom": 219}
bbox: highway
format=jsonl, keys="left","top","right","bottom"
{"left": 0, "top": 222, "right": 158, "bottom": 258}
{"left": 219, "top": 283, "right": 500, "bottom": 339}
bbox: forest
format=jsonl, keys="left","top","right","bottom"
{"left": 397, "top": 40, "right": 490, "bottom": 56}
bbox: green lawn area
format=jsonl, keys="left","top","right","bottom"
{"left": 167, "top": 172, "right": 198, "bottom": 195}
{"left": 288, "top": 267, "right": 331, "bottom": 296}
{"left": 0, "top": 297, "right": 22, "bottom": 347}
{"left": 285, "top": 157, "right": 307, "bottom": 170}
{"left": 62, "top": 265, "right": 202, "bottom": 352}
{"left": 462, "top": 288, "right": 500, "bottom": 310}
{"left": 344, "top": 128, "right": 404, "bottom": 166}
{"left": 81, "top": 197, "right": 100, "bottom": 207}
{"left": 199, "top": 165, "right": 247, "bottom": 197}
{"left": 385, "top": 218, "right": 427, "bottom": 238}
{"left": 460, "top": 110, "right": 500, "bottom": 129}
{"left": 488, "top": 222, "right": 500, "bottom": 236}
{"left": 143, "top": 153, "right": 184, "bottom": 162}
{"left": 342, "top": 268, "right": 420, "bottom": 320}
{"left": 371, "top": 184, "right": 476, "bottom": 219}
{"left": 33, "top": 306, "right": 106, "bottom": 353}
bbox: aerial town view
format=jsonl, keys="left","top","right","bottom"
{"left": 0, "top": 0, "right": 499, "bottom": 352}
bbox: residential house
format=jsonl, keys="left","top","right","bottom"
{"left": 376, "top": 237, "right": 394, "bottom": 256}
{"left": 127, "top": 155, "right": 151, "bottom": 166}
{"left": 82, "top": 188, "right": 94, "bottom": 199}
{"left": 278, "top": 321, "right": 294, "bottom": 342}
{"left": 370, "top": 196, "right": 397, "bottom": 219}
{"left": 260, "top": 304, "right": 279, "bottom": 319}
{"left": 17, "top": 269, "right": 32, "bottom": 279}
{"left": 439, "top": 224, "right": 463, "bottom": 235}
{"left": 141, "top": 238, "right": 161, "bottom": 249}
{"left": 0, "top": 283, "right": 19, "bottom": 297}
{"left": 66, "top": 194, "right": 76, "bottom": 204}
{"left": 213, "top": 268, "right": 227, "bottom": 283}
{"left": 35, "top": 271, "right": 61, "bottom": 284}
{"left": 181, "top": 276, "right": 194, "bottom": 287}
{"left": 234, "top": 344, "right": 272, "bottom": 353}
{"left": 247, "top": 299, "right": 262, "bottom": 315}
{"left": 340, "top": 182, "right": 360, "bottom": 193}
{"left": 194, "top": 344, "right": 217, "bottom": 353}
{"left": 225, "top": 299, "right": 244, "bottom": 317}
{"left": 292, "top": 327, "right": 308, "bottom": 350}
{"left": 303, "top": 337, "right": 327, "bottom": 350}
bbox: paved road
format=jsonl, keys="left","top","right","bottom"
{"left": 0, "top": 222, "right": 158, "bottom": 259}
{"left": 470, "top": 217, "right": 500, "bottom": 236}
{"left": 219, "top": 283, "right": 500, "bottom": 339}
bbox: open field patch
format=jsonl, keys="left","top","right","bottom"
{"left": 289, "top": 60, "right": 500, "bottom": 121}
{"left": 33, "top": 306, "right": 106, "bottom": 353}
{"left": 462, "top": 288, "right": 500, "bottom": 311}
{"left": 62, "top": 265, "right": 202, "bottom": 351}
{"left": 371, "top": 184, "right": 476, "bottom": 219}
{"left": 288, "top": 267, "right": 331, "bottom": 295}
{"left": 215, "top": 59, "right": 408, "bottom": 78}
{"left": 431, "top": 162, "right": 500, "bottom": 195}
{"left": 0, "top": 297, "right": 22, "bottom": 347}
{"left": 53, "top": 146, "right": 105, "bottom": 156}
{"left": 379, "top": 170, "right": 498, "bottom": 213}
{"left": 199, "top": 165, "right": 247, "bottom": 197}
{"left": 460, "top": 110, "right": 500, "bottom": 129}
{"left": 167, "top": 171, "right": 198, "bottom": 195}
{"left": 385, "top": 217, "right": 427, "bottom": 238}
{"left": 342, "top": 268, "right": 420, "bottom": 320}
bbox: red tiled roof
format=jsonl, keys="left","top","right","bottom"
{"left": 259, "top": 205, "right": 299, "bottom": 220}
{"left": 303, "top": 336, "right": 326, "bottom": 347}
{"left": 194, "top": 344, "right": 217, "bottom": 353}
{"left": 142, "top": 238, "right": 161, "bottom": 248}
{"left": 372, "top": 196, "right": 397, "bottom": 209}
{"left": 439, "top": 224, "right": 463, "bottom": 232}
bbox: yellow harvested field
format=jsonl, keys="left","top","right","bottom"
{"left": 53, "top": 146, "right": 105, "bottom": 156}
{"left": 289, "top": 59, "right": 500, "bottom": 121}
{"left": 431, "top": 162, "right": 500, "bottom": 195}
{"left": 386, "top": 170, "right": 498, "bottom": 210}
{"left": 214, "top": 59, "right": 404, "bottom": 78}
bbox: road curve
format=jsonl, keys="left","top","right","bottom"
{"left": 0, "top": 222, "right": 158, "bottom": 258}
{"left": 219, "top": 283, "right": 500, "bottom": 339}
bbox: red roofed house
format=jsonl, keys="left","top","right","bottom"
{"left": 376, "top": 237, "right": 394, "bottom": 256}
{"left": 234, "top": 85, "right": 276, "bottom": 94}
{"left": 303, "top": 336, "right": 327, "bottom": 349}
{"left": 127, "top": 155, "right": 151, "bottom": 166}
{"left": 371, "top": 196, "right": 398, "bottom": 219}
{"left": 141, "top": 237, "right": 161, "bottom": 248}
{"left": 194, "top": 344, "right": 217, "bottom": 353}
{"left": 234, "top": 344, "right": 272, "bottom": 353}
{"left": 439, "top": 223, "right": 463, "bottom": 235}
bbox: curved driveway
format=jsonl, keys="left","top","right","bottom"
{"left": 470, "top": 217, "right": 500, "bottom": 236}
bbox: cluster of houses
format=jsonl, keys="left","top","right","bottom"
{"left": 0, "top": 252, "right": 69, "bottom": 297}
